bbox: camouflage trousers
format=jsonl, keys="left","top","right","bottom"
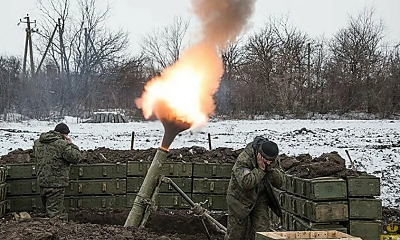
{"left": 40, "top": 187, "right": 68, "bottom": 221}
{"left": 224, "top": 201, "right": 270, "bottom": 240}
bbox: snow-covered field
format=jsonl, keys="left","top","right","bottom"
{"left": 0, "top": 117, "right": 399, "bottom": 207}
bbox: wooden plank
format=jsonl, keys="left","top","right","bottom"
{"left": 255, "top": 230, "right": 362, "bottom": 240}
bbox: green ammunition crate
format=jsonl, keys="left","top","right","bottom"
{"left": 272, "top": 187, "right": 286, "bottom": 206}
{"left": 284, "top": 210, "right": 347, "bottom": 232}
{"left": 127, "top": 161, "right": 192, "bottom": 177}
{"left": 292, "top": 176, "right": 348, "bottom": 201}
{"left": 7, "top": 195, "right": 43, "bottom": 212}
{"left": 0, "top": 183, "right": 7, "bottom": 201}
{"left": 282, "top": 174, "right": 295, "bottom": 193}
{"left": 0, "top": 166, "right": 6, "bottom": 183}
{"left": 192, "top": 163, "right": 233, "bottom": 178}
{"left": 67, "top": 195, "right": 126, "bottom": 209}
{"left": 347, "top": 220, "right": 382, "bottom": 240}
{"left": 191, "top": 194, "right": 227, "bottom": 210}
{"left": 65, "top": 179, "right": 126, "bottom": 196}
{"left": 0, "top": 200, "right": 7, "bottom": 217}
{"left": 126, "top": 177, "right": 192, "bottom": 193}
{"left": 284, "top": 193, "right": 348, "bottom": 222}
{"left": 126, "top": 161, "right": 150, "bottom": 176}
{"left": 348, "top": 197, "right": 382, "bottom": 219}
{"left": 192, "top": 178, "right": 229, "bottom": 194}
{"left": 70, "top": 163, "right": 126, "bottom": 179}
{"left": 268, "top": 207, "right": 281, "bottom": 224}
{"left": 156, "top": 193, "right": 191, "bottom": 208}
{"left": 126, "top": 193, "right": 191, "bottom": 209}
{"left": 347, "top": 175, "right": 380, "bottom": 197}
{"left": 7, "top": 195, "right": 127, "bottom": 212}
{"left": 281, "top": 210, "right": 290, "bottom": 230}
{"left": 7, "top": 179, "right": 39, "bottom": 196}
{"left": 5, "top": 164, "right": 37, "bottom": 179}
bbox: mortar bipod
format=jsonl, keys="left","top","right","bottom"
{"left": 139, "top": 174, "right": 163, "bottom": 229}
{"left": 161, "top": 176, "right": 227, "bottom": 237}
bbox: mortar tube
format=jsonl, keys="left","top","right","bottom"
{"left": 124, "top": 148, "right": 168, "bottom": 227}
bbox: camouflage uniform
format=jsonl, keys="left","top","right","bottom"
{"left": 225, "top": 138, "right": 282, "bottom": 240}
{"left": 33, "top": 130, "right": 81, "bottom": 220}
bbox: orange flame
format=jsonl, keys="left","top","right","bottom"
{"left": 135, "top": 42, "right": 223, "bottom": 129}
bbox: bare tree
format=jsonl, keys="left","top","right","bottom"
{"left": 216, "top": 39, "right": 247, "bottom": 115}
{"left": 238, "top": 23, "right": 280, "bottom": 116}
{"left": 237, "top": 16, "right": 310, "bottom": 116}
{"left": 94, "top": 54, "right": 150, "bottom": 115}
{"left": 328, "top": 8, "right": 385, "bottom": 113}
{"left": 140, "top": 17, "right": 190, "bottom": 71}
{"left": 34, "top": 0, "right": 130, "bottom": 117}
{"left": 0, "top": 56, "right": 21, "bottom": 119}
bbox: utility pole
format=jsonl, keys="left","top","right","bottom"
{"left": 307, "top": 42, "right": 312, "bottom": 110}
{"left": 19, "top": 14, "right": 37, "bottom": 78}
{"left": 58, "top": 18, "right": 70, "bottom": 82}
{"left": 36, "top": 23, "right": 59, "bottom": 76}
{"left": 58, "top": 18, "right": 65, "bottom": 76}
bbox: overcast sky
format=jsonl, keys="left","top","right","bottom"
{"left": 0, "top": 0, "right": 399, "bottom": 57}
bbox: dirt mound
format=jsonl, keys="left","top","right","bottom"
{"left": 0, "top": 208, "right": 226, "bottom": 240}
{"left": 0, "top": 147, "right": 361, "bottom": 179}
{"left": 0, "top": 146, "right": 242, "bottom": 165}
{"left": 279, "top": 152, "right": 361, "bottom": 179}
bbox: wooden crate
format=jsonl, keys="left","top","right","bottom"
{"left": 255, "top": 230, "right": 362, "bottom": 240}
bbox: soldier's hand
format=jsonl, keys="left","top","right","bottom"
{"left": 257, "top": 153, "right": 266, "bottom": 171}
{"left": 65, "top": 136, "right": 72, "bottom": 144}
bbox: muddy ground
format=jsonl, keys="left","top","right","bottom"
{"left": 0, "top": 147, "right": 399, "bottom": 239}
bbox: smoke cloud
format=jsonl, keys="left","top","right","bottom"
{"left": 135, "top": 0, "right": 256, "bottom": 130}
{"left": 191, "top": 0, "right": 256, "bottom": 50}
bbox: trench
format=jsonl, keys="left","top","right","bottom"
{"left": 67, "top": 208, "right": 228, "bottom": 236}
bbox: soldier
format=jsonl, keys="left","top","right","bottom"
{"left": 225, "top": 136, "right": 283, "bottom": 240}
{"left": 33, "top": 123, "right": 81, "bottom": 220}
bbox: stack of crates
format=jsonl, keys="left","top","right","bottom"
{"left": 5, "top": 163, "right": 40, "bottom": 211}
{"left": 66, "top": 163, "right": 127, "bottom": 209}
{"left": 0, "top": 166, "right": 6, "bottom": 216}
{"left": 270, "top": 173, "right": 382, "bottom": 240}
{"left": 275, "top": 175, "right": 349, "bottom": 233}
{"left": 191, "top": 163, "right": 232, "bottom": 210}
{"left": 345, "top": 175, "right": 382, "bottom": 240}
{"left": 2, "top": 161, "right": 383, "bottom": 240}
{"left": 3, "top": 161, "right": 233, "bottom": 212}
{"left": 5, "top": 163, "right": 127, "bottom": 211}
{"left": 126, "top": 161, "right": 193, "bottom": 208}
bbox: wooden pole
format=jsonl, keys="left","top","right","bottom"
{"left": 208, "top": 133, "right": 212, "bottom": 150}
{"left": 130, "top": 131, "right": 135, "bottom": 150}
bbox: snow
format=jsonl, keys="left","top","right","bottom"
{"left": 0, "top": 117, "right": 399, "bottom": 208}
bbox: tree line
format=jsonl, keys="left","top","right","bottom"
{"left": 0, "top": 1, "right": 399, "bottom": 120}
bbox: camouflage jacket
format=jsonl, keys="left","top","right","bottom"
{"left": 33, "top": 131, "right": 81, "bottom": 187}
{"left": 226, "top": 141, "right": 282, "bottom": 221}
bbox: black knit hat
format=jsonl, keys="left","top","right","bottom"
{"left": 54, "top": 123, "right": 70, "bottom": 134}
{"left": 259, "top": 141, "right": 279, "bottom": 159}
